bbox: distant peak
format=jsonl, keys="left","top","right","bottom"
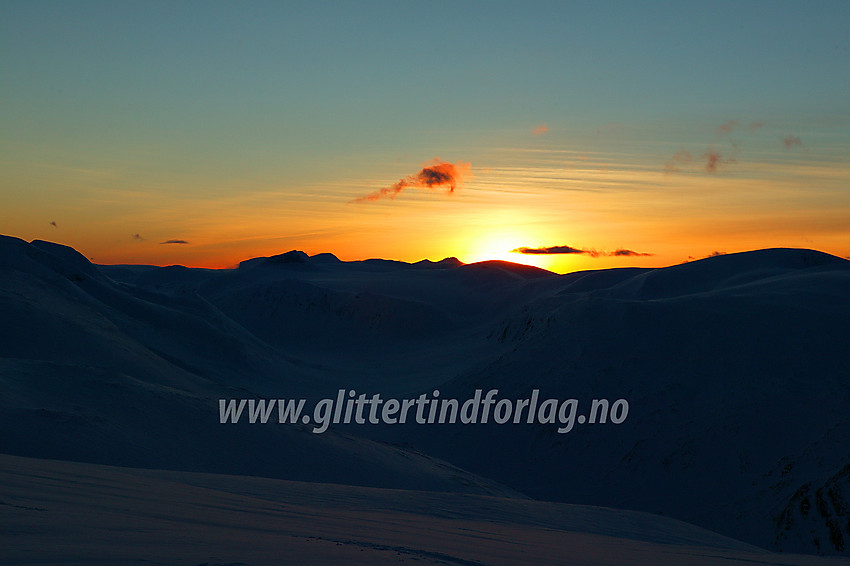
{"left": 462, "top": 260, "right": 556, "bottom": 278}
{"left": 264, "top": 250, "right": 309, "bottom": 264}
{"left": 435, "top": 257, "right": 463, "bottom": 267}
{"left": 414, "top": 257, "right": 464, "bottom": 269}
{"left": 310, "top": 252, "right": 341, "bottom": 263}
{"left": 691, "top": 247, "right": 846, "bottom": 269}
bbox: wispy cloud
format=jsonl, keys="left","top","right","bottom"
{"left": 351, "top": 158, "right": 471, "bottom": 203}
{"left": 160, "top": 239, "right": 189, "bottom": 245}
{"left": 531, "top": 124, "right": 548, "bottom": 136}
{"left": 717, "top": 120, "right": 739, "bottom": 134}
{"left": 512, "top": 245, "right": 654, "bottom": 258}
{"left": 131, "top": 233, "right": 144, "bottom": 241}
{"left": 664, "top": 148, "right": 734, "bottom": 174}
{"left": 49, "top": 220, "right": 57, "bottom": 227}
{"left": 704, "top": 150, "right": 723, "bottom": 173}
{"left": 609, "top": 248, "right": 655, "bottom": 257}
{"left": 664, "top": 150, "right": 693, "bottom": 174}
{"left": 717, "top": 119, "right": 764, "bottom": 133}
{"left": 703, "top": 149, "right": 735, "bottom": 173}
{"left": 662, "top": 118, "right": 767, "bottom": 174}
{"left": 783, "top": 135, "right": 803, "bottom": 149}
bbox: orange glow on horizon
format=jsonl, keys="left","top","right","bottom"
{"left": 7, "top": 149, "right": 848, "bottom": 274}
{"left": 460, "top": 230, "right": 557, "bottom": 271}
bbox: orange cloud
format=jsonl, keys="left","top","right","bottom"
{"left": 665, "top": 144, "right": 738, "bottom": 174}
{"left": 532, "top": 124, "right": 548, "bottom": 136}
{"left": 351, "top": 158, "right": 471, "bottom": 203}
{"left": 783, "top": 135, "right": 803, "bottom": 149}
{"left": 704, "top": 149, "right": 735, "bottom": 173}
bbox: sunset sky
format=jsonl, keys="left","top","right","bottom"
{"left": 2, "top": 1, "right": 849, "bottom": 273}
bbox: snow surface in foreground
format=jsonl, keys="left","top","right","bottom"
{"left": 2, "top": 454, "right": 847, "bottom": 566}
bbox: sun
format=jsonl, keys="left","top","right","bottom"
{"left": 463, "top": 231, "right": 552, "bottom": 269}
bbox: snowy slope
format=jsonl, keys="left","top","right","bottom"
{"left": 5, "top": 453, "right": 846, "bottom": 566}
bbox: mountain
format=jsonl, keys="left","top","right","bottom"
{"left": 0, "top": 234, "right": 517, "bottom": 496}
{"left": 2, "top": 234, "right": 849, "bottom": 556}
{"left": 411, "top": 248, "right": 850, "bottom": 555}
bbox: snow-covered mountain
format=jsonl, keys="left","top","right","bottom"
{"left": 0, "top": 234, "right": 519, "bottom": 496}
{"left": 2, "top": 233, "right": 849, "bottom": 556}
{"left": 415, "top": 248, "right": 850, "bottom": 555}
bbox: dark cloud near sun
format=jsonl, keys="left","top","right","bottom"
{"left": 514, "top": 245, "right": 587, "bottom": 255}
{"left": 609, "top": 249, "right": 655, "bottom": 257}
{"left": 131, "top": 234, "right": 145, "bottom": 241}
{"left": 49, "top": 221, "right": 57, "bottom": 227}
{"left": 160, "top": 239, "right": 189, "bottom": 245}
{"left": 783, "top": 135, "right": 803, "bottom": 149}
{"left": 351, "top": 158, "right": 471, "bottom": 203}
{"left": 512, "top": 245, "right": 654, "bottom": 258}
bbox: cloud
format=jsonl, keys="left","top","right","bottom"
{"left": 131, "top": 234, "right": 144, "bottom": 241}
{"left": 160, "top": 239, "right": 189, "bottom": 245}
{"left": 664, "top": 150, "right": 692, "bottom": 174}
{"left": 703, "top": 149, "right": 734, "bottom": 173}
{"left": 704, "top": 150, "right": 722, "bottom": 172}
{"left": 717, "top": 120, "right": 739, "bottom": 134}
{"left": 351, "top": 158, "right": 471, "bottom": 203}
{"left": 512, "top": 245, "right": 654, "bottom": 258}
{"left": 783, "top": 135, "right": 803, "bottom": 149}
{"left": 665, "top": 148, "right": 735, "bottom": 174}
{"left": 513, "top": 245, "right": 588, "bottom": 255}
{"left": 532, "top": 124, "right": 548, "bottom": 136}
{"left": 49, "top": 221, "right": 57, "bottom": 227}
{"left": 609, "top": 248, "right": 655, "bottom": 257}
{"left": 748, "top": 121, "right": 765, "bottom": 131}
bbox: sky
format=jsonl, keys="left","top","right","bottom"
{"left": 2, "top": 0, "right": 849, "bottom": 272}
